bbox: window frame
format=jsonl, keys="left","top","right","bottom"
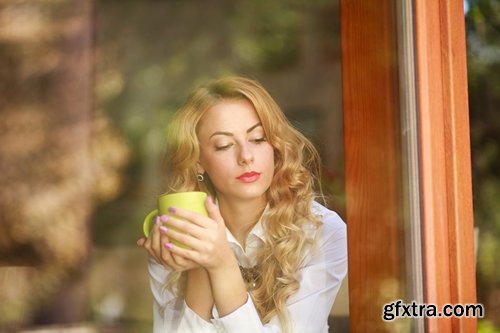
{"left": 340, "top": 0, "right": 476, "bottom": 331}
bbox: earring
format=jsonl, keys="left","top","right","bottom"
{"left": 197, "top": 173, "right": 204, "bottom": 182}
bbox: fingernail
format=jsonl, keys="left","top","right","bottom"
{"left": 155, "top": 216, "right": 161, "bottom": 225}
{"left": 160, "top": 215, "right": 169, "bottom": 222}
{"left": 159, "top": 226, "right": 168, "bottom": 233}
{"left": 208, "top": 195, "right": 214, "bottom": 204}
{"left": 164, "top": 242, "right": 173, "bottom": 249}
{"left": 168, "top": 207, "right": 176, "bottom": 214}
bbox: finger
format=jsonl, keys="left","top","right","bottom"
{"left": 162, "top": 226, "right": 202, "bottom": 251}
{"left": 205, "top": 195, "right": 224, "bottom": 224}
{"left": 158, "top": 225, "right": 178, "bottom": 267}
{"left": 143, "top": 240, "right": 160, "bottom": 264}
{"left": 161, "top": 215, "right": 204, "bottom": 240}
{"left": 160, "top": 246, "right": 180, "bottom": 270}
{"left": 171, "top": 253, "right": 197, "bottom": 269}
{"left": 166, "top": 207, "right": 212, "bottom": 228}
{"left": 164, "top": 242, "right": 198, "bottom": 263}
{"left": 150, "top": 218, "right": 163, "bottom": 253}
{"left": 145, "top": 218, "right": 163, "bottom": 263}
{"left": 158, "top": 241, "right": 194, "bottom": 272}
{"left": 136, "top": 237, "right": 146, "bottom": 247}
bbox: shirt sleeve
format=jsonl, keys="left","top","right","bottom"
{"left": 148, "top": 257, "right": 218, "bottom": 333}
{"left": 210, "top": 212, "right": 348, "bottom": 333}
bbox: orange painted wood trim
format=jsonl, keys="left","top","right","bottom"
{"left": 340, "top": 1, "right": 402, "bottom": 331}
{"left": 413, "top": 0, "right": 477, "bottom": 332}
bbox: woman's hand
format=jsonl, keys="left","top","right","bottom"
{"left": 160, "top": 195, "right": 248, "bottom": 317}
{"left": 137, "top": 214, "right": 217, "bottom": 320}
{"left": 136, "top": 219, "right": 199, "bottom": 272}
{"left": 161, "top": 196, "right": 237, "bottom": 272}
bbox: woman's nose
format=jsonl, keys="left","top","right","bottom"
{"left": 238, "top": 144, "right": 254, "bottom": 165}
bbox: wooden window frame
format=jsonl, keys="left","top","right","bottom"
{"left": 341, "top": 0, "right": 476, "bottom": 331}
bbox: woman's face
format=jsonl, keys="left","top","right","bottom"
{"left": 197, "top": 99, "right": 275, "bottom": 203}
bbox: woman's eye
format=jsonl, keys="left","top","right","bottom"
{"left": 215, "top": 144, "right": 233, "bottom": 151}
{"left": 252, "top": 137, "right": 267, "bottom": 144}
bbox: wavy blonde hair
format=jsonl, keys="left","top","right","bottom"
{"left": 163, "top": 76, "right": 323, "bottom": 330}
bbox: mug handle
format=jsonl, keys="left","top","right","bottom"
{"left": 143, "top": 209, "right": 159, "bottom": 237}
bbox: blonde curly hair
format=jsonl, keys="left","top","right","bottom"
{"left": 163, "top": 76, "right": 323, "bottom": 330}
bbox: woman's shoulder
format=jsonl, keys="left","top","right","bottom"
{"left": 300, "top": 200, "right": 347, "bottom": 266}
{"left": 311, "top": 201, "right": 345, "bottom": 228}
{"left": 309, "top": 200, "right": 346, "bottom": 239}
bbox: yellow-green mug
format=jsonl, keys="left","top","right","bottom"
{"left": 143, "top": 191, "right": 208, "bottom": 248}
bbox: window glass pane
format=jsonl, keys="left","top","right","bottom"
{"left": 94, "top": 1, "right": 346, "bottom": 330}
{"left": 0, "top": 1, "right": 346, "bottom": 331}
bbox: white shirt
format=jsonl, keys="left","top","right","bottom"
{"left": 148, "top": 201, "right": 348, "bottom": 333}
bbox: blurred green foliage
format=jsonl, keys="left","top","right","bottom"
{"left": 0, "top": 0, "right": 340, "bottom": 328}
{"left": 92, "top": 0, "right": 343, "bottom": 246}
{"left": 465, "top": 0, "right": 500, "bottom": 329}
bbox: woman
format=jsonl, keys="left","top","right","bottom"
{"left": 137, "top": 76, "right": 347, "bottom": 332}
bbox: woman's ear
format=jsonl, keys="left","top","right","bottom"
{"left": 196, "top": 161, "right": 205, "bottom": 175}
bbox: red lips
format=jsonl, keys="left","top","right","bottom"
{"left": 236, "top": 171, "right": 261, "bottom": 183}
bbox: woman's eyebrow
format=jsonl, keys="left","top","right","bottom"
{"left": 246, "top": 122, "right": 262, "bottom": 133}
{"left": 209, "top": 131, "right": 233, "bottom": 139}
{"left": 209, "top": 123, "right": 262, "bottom": 139}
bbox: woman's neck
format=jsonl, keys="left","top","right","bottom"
{"left": 216, "top": 195, "right": 267, "bottom": 247}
